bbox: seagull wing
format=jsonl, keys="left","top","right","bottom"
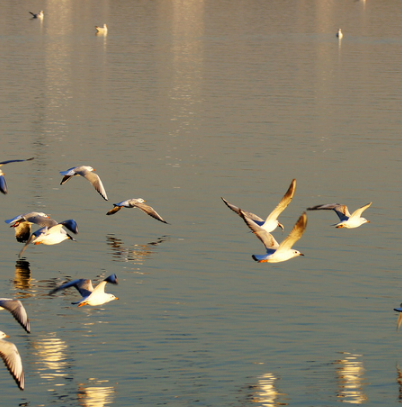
{"left": 350, "top": 202, "right": 372, "bottom": 219}
{"left": 239, "top": 210, "right": 279, "bottom": 250}
{"left": 18, "top": 233, "right": 36, "bottom": 258}
{"left": 265, "top": 179, "right": 296, "bottom": 224}
{"left": 0, "top": 299, "right": 30, "bottom": 333}
{"left": 0, "top": 158, "right": 34, "bottom": 166}
{"left": 79, "top": 169, "right": 108, "bottom": 201}
{"left": 0, "top": 175, "right": 8, "bottom": 194}
{"left": 49, "top": 279, "right": 94, "bottom": 297}
{"left": 104, "top": 274, "right": 118, "bottom": 285}
{"left": 221, "top": 197, "right": 265, "bottom": 224}
{"left": 133, "top": 202, "right": 169, "bottom": 224}
{"left": 106, "top": 206, "right": 123, "bottom": 215}
{"left": 275, "top": 212, "right": 307, "bottom": 254}
{"left": 0, "top": 339, "right": 24, "bottom": 390}
{"left": 307, "top": 203, "right": 350, "bottom": 221}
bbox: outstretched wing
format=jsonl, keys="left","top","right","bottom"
{"left": 221, "top": 197, "right": 265, "bottom": 224}
{"left": 276, "top": 212, "right": 307, "bottom": 254}
{"left": 307, "top": 203, "right": 350, "bottom": 221}
{"left": 265, "top": 179, "right": 296, "bottom": 224}
{"left": 0, "top": 299, "right": 30, "bottom": 333}
{"left": 350, "top": 202, "right": 372, "bottom": 219}
{"left": 49, "top": 279, "right": 94, "bottom": 298}
{"left": 133, "top": 202, "right": 169, "bottom": 224}
{"left": 239, "top": 210, "right": 279, "bottom": 250}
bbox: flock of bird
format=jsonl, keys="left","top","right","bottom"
{"left": 0, "top": 158, "right": 170, "bottom": 390}
{"left": 29, "top": 10, "right": 107, "bottom": 36}
{"left": 0, "top": 155, "right": 376, "bottom": 391}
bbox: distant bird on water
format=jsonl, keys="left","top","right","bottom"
{"left": 49, "top": 274, "right": 119, "bottom": 307}
{"left": 307, "top": 202, "right": 371, "bottom": 229}
{"left": 0, "top": 158, "right": 34, "bottom": 195}
{"left": 29, "top": 10, "right": 44, "bottom": 19}
{"left": 0, "top": 331, "right": 24, "bottom": 390}
{"left": 222, "top": 179, "right": 296, "bottom": 233}
{"left": 95, "top": 24, "right": 108, "bottom": 35}
{"left": 106, "top": 198, "right": 169, "bottom": 224}
{"left": 59, "top": 165, "right": 108, "bottom": 201}
{"left": 336, "top": 29, "right": 343, "bottom": 39}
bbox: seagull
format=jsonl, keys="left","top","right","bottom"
{"left": 336, "top": 28, "right": 343, "bottom": 39}
{"left": 95, "top": 24, "right": 108, "bottom": 35}
{"left": 59, "top": 166, "right": 108, "bottom": 201}
{"left": 0, "top": 331, "right": 24, "bottom": 390}
{"left": 49, "top": 274, "right": 119, "bottom": 307}
{"left": 29, "top": 10, "right": 44, "bottom": 19}
{"left": 221, "top": 179, "right": 296, "bottom": 233}
{"left": 395, "top": 304, "right": 402, "bottom": 330}
{"left": 106, "top": 198, "right": 169, "bottom": 224}
{"left": 239, "top": 211, "right": 307, "bottom": 263}
{"left": 5, "top": 212, "right": 78, "bottom": 243}
{"left": 307, "top": 202, "right": 371, "bottom": 229}
{"left": 0, "top": 158, "right": 34, "bottom": 195}
{"left": 0, "top": 299, "right": 30, "bottom": 334}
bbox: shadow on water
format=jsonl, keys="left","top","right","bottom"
{"left": 106, "top": 234, "right": 169, "bottom": 264}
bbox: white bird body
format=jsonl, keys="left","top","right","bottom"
{"left": 106, "top": 198, "right": 169, "bottom": 223}
{"left": 95, "top": 24, "right": 108, "bottom": 35}
{"left": 50, "top": 274, "right": 118, "bottom": 307}
{"left": 0, "top": 331, "right": 24, "bottom": 390}
{"left": 222, "top": 179, "right": 296, "bottom": 233}
{"left": 307, "top": 202, "right": 371, "bottom": 229}
{"left": 336, "top": 29, "right": 343, "bottom": 39}
{"left": 60, "top": 165, "right": 108, "bottom": 200}
{"left": 240, "top": 211, "right": 307, "bottom": 263}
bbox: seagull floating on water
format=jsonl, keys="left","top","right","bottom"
{"left": 222, "top": 179, "right": 296, "bottom": 233}
{"left": 0, "top": 158, "right": 34, "bottom": 195}
{"left": 29, "top": 10, "right": 44, "bottom": 19}
{"left": 336, "top": 29, "right": 343, "bottom": 39}
{"left": 106, "top": 198, "right": 169, "bottom": 224}
{"left": 0, "top": 331, "right": 24, "bottom": 390}
{"left": 0, "top": 299, "right": 30, "bottom": 334}
{"left": 240, "top": 211, "right": 307, "bottom": 263}
{"left": 95, "top": 24, "right": 108, "bottom": 35}
{"left": 59, "top": 166, "right": 108, "bottom": 201}
{"left": 307, "top": 202, "right": 371, "bottom": 229}
{"left": 49, "top": 274, "right": 119, "bottom": 307}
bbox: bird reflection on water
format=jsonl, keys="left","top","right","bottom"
{"left": 106, "top": 234, "right": 168, "bottom": 264}
{"left": 14, "top": 260, "right": 32, "bottom": 292}
{"left": 334, "top": 352, "right": 367, "bottom": 404}
{"left": 245, "top": 372, "right": 288, "bottom": 406}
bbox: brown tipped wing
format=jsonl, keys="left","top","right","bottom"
{"left": 221, "top": 197, "right": 264, "bottom": 223}
{"left": 106, "top": 206, "right": 123, "bottom": 216}
{"left": 133, "top": 202, "right": 169, "bottom": 224}
{"left": 239, "top": 210, "right": 279, "bottom": 250}
{"left": 276, "top": 212, "right": 307, "bottom": 254}
{"left": 0, "top": 339, "right": 24, "bottom": 390}
{"left": 265, "top": 179, "right": 296, "bottom": 224}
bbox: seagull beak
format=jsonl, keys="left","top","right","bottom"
{"left": 5, "top": 334, "right": 9, "bottom": 338}
{"left": 300, "top": 253, "right": 305, "bottom": 256}
{"left": 367, "top": 220, "right": 371, "bottom": 223}
{"left": 115, "top": 297, "right": 119, "bottom": 300}
{"left": 278, "top": 222, "right": 284, "bottom": 231}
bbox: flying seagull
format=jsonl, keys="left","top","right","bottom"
{"left": 49, "top": 274, "right": 119, "bottom": 307}
{"left": 106, "top": 198, "right": 169, "bottom": 224}
{"left": 221, "top": 179, "right": 296, "bottom": 233}
{"left": 29, "top": 10, "right": 44, "bottom": 19}
{"left": 307, "top": 202, "right": 371, "bottom": 229}
{"left": 59, "top": 166, "right": 108, "bottom": 200}
{"left": 0, "top": 331, "right": 24, "bottom": 390}
{"left": 240, "top": 210, "right": 307, "bottom": 263}
{"left": 0, "top": 158, "right": 34, "bottom": 195}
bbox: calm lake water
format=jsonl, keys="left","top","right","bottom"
{"left": 1, "top": 0, "right": 402, "bottom": 405}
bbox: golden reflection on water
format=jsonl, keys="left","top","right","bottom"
{"left": 31, "top": 332, "right": 70, "bottom": 382}
{"left": 78, "top": 380, "right": 115, "bottom": 407}
{"left": 106, "top": 234, "right": 168, "bottom": 264}
{"left": 248, "top": 372, "right": 287, "bottom": 407}
{"left": 335, "top": 352, "right": 367, "bottom": 404}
